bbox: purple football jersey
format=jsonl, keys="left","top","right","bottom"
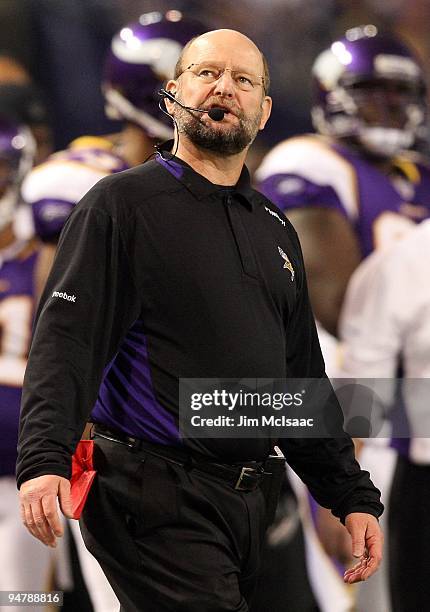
{"left": 257, "top": 135, "right": 430, "bottom": 460}
{"left": 256, "top": 135, "right": 430, "bottom": 257}
{"left": 0, "top": 246, "right": 38, "bottom": 475}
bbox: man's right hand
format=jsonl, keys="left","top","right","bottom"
{"left": 19, "top": 475, "right": 74, "bottom": 547}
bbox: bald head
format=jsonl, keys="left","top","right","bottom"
{"left": 174, "top": 29, "right": 270, "bottom": 94}
{"left": 184, "top": 30, "right": 262, "bottom": 63}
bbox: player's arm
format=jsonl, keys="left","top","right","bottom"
{"left": 256, "top": 137, "right": 362, "bottom": 336}
{"left": 286, "top": 207, "right": 361, "bottom": 337}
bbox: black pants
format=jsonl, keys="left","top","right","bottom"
{"left": 250, "top": 478, "right": 320, "bottom": 612}
{"left": 80, "top": 436, "right": 267, "bottom": 612}
{"left": 389, "top": 454, "right": 430, "bottom": 612}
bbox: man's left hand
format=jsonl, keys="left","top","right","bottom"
{"left": 343, "top": 512, "right": 383, "bottom": 584}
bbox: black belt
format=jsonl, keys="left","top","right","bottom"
{"left": 91, "top": 423, "right": 265, "bottom": 492}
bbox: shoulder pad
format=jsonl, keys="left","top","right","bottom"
{"left": 256, "top": 135, "right": 358, "bottom": 220}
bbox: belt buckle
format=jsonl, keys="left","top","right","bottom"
{"left": 235, "top": 466, "right": 255, "bottom": 491}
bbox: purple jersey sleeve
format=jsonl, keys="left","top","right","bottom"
{"left": 32, "top": 198, "right": 75, "bottom": 243}
{"left": 257, "top": 173, "right": 347, "bottom": 217}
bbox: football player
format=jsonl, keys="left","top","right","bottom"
{"left": 256, "top": 24, "right": 429, "bottom": 338}
{"left": 0, "top": 116, "right": 54, "bottom": 593}
{"left": 21, "top": 12, "right": 207, "bottom": 612}
{"left": 255, "top": 25, "right": 430, "bottom": 612}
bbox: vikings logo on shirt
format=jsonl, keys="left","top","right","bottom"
{"left": 278, "top": 246, "right": 295, "bottom": 281}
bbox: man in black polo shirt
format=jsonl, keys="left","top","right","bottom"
{"left": 17, "top": 29, "right": 383, "bottom": 611}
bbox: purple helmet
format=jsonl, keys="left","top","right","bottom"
{"left": 311, "top": 25, "right": 427, "bottom": 156}
{"left": 102, "top": 10, "right": 207, "bottom": 140}
{"left": 0, "top": 116, "right": 35, "bottom": 231}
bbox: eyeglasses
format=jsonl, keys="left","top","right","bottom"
{"left": 179, "top": 62, "right": 265, "bottom": 93}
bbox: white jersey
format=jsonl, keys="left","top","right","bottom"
{"left": 340, "top": 220, "right": 430, "bottom": 463}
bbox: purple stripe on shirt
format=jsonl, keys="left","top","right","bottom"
{"left": 91, "top": 318, "right": 180, "bottom": 444}
{"left": 156, "top": 155, "right": 186, "bottom": 181}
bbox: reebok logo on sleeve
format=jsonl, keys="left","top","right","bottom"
{"left": 52, "top": 290, "right": 77, "bottom": 302}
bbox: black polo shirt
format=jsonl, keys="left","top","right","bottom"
{"left": 17, "top": 155, "right": 383, "bottom": 521}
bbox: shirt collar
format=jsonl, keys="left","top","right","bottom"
{"left": 155, "top": 142, "right": 257, "bottom": 210}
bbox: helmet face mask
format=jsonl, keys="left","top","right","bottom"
{"left": 102, "top": 11, "right": 207, "bottom": 140}
{"left": 349, "top": 79, "right": 423, "bottom": 130}
{"left": 311, "top": 26, "right": 428, "bottom": 157}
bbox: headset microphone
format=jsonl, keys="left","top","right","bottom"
{"left": 206, "top": 107, "right": 225, "bottom": 121}
{"left": 158, "top": 89, "right": 225, "bottom": 122}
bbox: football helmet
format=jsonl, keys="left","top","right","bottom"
{"left": 102, "top": 10, "right": 207, "bottom": 140}
{"left": 311, "top": 25, "right": 428, "bottom": 157}
{"left": 0, "top": 116, "right": 35, "bottom": 232}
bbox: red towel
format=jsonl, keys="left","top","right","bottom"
{"left": 70, "top": 440, "right": 97, "bottom": 519}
